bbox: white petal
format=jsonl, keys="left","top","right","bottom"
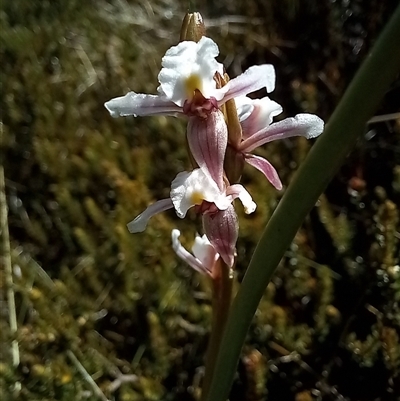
{"left": 191, "top": 234, "right": 219, "bottom": 271}
{"left": 240, "top": 113, "right": 325, "bottom": 152}
{"left": 127, "top": 198, "right": 173, "bottom": 233}
{"left": 157, "top": 37, "right": 224, "bottom": 106}
{"left": 212, "top": 193, "right": 234, "bottom": 211}
{"left": 104, "top": 92, "right": 181, "bottom": 117}
{"left": 170, "top": 171, "right": 194, "bottom": 218}
{"left": 240, "top": 97, "right": 283, "bottom": 137}
{"left": 219, "top": 64, "right": 276, "bottom": 104}
{"left": 170, "top": 169, "right": 228, "bottom": 218}
{"left": 235, "top": 96, "right": 255, "bottom": 122}
{"left": 171, "top": 230, "right": 211, "bottom": 275}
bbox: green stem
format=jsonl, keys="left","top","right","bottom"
{"left": 201, "top": 260, "right": 233, "bottom": 400}
{"left": 205, "top": 4, "right": 400, "bottom": 401}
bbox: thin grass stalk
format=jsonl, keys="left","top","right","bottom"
{"left": 1, "top": 122, "right": 21, "bottom": 392}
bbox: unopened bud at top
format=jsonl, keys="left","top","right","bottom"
{"left": 180, "top": 12, "right": 206, "bottom": 42}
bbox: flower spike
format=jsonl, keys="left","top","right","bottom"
{"left": 105, "top": 28, "right": 325, "bottom": 271}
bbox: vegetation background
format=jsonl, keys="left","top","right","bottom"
{"left": 1, "top": 0, "right": 399, "bottom": 400}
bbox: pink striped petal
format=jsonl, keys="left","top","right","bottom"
{"left": 245, "top": 154, "right": 283, "bottom": 190}
{"left": 239, "top": 114, "right": 324, "bottom": 152}
{"left": 127, "top": 198, "right": 173, "bottom": 233}
{"left": 105, "top": 92, "right": 181, "bottom": 117}
{"left": 203, "top": 206, "right": 238, "bottom": 267}
{"left": 218, "top": 65, "right": 276, "bottom": 104}
{"left": 187, "top": 110, "right": 227, "bottom": 190}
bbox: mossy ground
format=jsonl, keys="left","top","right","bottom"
{"left": 1, "top": 1, "right": 399, "bottom": 400}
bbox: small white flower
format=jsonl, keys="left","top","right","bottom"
{"left": 127, "top": 168, "right": 256, "bottom": 234}
{"left": 171, "top": 169, "right": 230, "bottom": 218}
{"left": 104, "top": 37, "right": 275, "bottom": 118}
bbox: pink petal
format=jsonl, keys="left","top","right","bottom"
{"left": 245, "top": 154, "right": 283, "bottom": 190}
{"left": 239, "top": 114, "right": 324, "bottom": 152}
{"left": 105, "top": 92, "right": 181, "bottom": 117}
{"left": 218, "top": 65, "right": 276, "bottom": 104}
{"left": 202, "top": 206, "right": 238, "bottom": 268}
{"left": 187, "top": 110, "right": 227, "bottom": 190}
{"left": 127, "top": 198, "right": 173, "bottom": 233}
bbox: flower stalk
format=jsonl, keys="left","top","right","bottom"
{"left": 201, "top": 260, "right": 233, "bottom": 401}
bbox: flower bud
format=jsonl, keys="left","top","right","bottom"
{"left": 180, "top": 12, "right": 206, "bottom": 42}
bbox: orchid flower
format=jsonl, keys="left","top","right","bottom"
{"left": 171, "top": 229, "right": 219, "bottom": 276}
{"left": 128, "top": 168, "right": 255, "bottom": 266}
{"left": 234, "top": 95, "right": 324, "bottom": 190}
{"left": 104, "top": 37, "right": 275, "bottom": 118}
{"left": 105, "top": 37, "right": 275, "bottom": 188}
